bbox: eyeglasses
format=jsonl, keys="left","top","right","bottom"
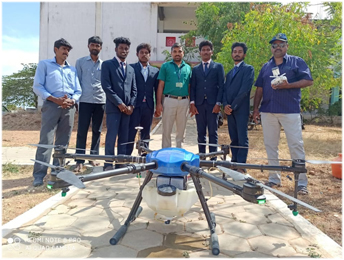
{"left": 271, "top": 43, "right": 287, "bottom": 49}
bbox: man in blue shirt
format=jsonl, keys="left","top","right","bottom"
{"left": 32, "top": 38, "right": 82, "bottom": 187}
{"left": 74, "top": 36, "right": 105, "bottom": 172}
{"left": 253, "top": 33, "right": 313, "bottom": 195}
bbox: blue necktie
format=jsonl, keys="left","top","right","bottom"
{"left": 120, "top": 62, "right": 126, "bottom": 77}
{"left": 204, "top": 62, "right": 209, "bottom": 75}
{"left": 232, "top": 66, "right": 237, "bottom": 77}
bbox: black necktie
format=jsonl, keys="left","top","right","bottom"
{"left": 204, "top": 62, "right": 209, "bottom": 74}
{"left": 120, "top": 62, "right": 126, "bottom": 77}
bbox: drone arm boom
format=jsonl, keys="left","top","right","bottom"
{"left": 79, "top": 162, "right": 156, "bottom": 183}
{"left": 53, "top": 153, "right": 146, "bottom": 164}
{"left": 198, "top": 151, "right": 225, "bottom": 160}
{"left": 200, "top": 160, "right": 306, "bottom": 173}
{"left": 182, "top": 163, "right": 242, "bottom": 196}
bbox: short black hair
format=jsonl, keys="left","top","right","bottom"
{"left": 113, "top": 37, "right": 131, "bottom": 48}
{"left": 199, "top": 40, "right": 213, "bottom": 51}
{"left": 231, "top": 42, "right": 248, "bottom": 54}
{"left": 136, "top": 43, "right": 151, "bottom": 54}
{"left": 88, "top": 36, "right": 103, "bottom": 46}
{"left": 54, "top": 38, "right": 73, "bottom": 52}
{"left": 171, "top": 42, "right": 183, "bottom": 52}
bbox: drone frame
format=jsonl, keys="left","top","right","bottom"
{"left": 33, "top": 142, "right": 322, "bottom": 256}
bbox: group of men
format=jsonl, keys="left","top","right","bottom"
{"left": 32, "top": 33, "right": 313, "bottom": 195}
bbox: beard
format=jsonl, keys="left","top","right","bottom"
{"left": 90, "top": 49, "right": 100, "bottom": 56}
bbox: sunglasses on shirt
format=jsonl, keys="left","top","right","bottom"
{"left": 271, "top": 42, "right": 287, "bottom": 49}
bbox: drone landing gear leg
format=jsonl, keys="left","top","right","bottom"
{"left": 190, "top": 174, "right": 220, "bottom": 255}
{"left": 109, "top": 171, "right": 153, "bottom": 245}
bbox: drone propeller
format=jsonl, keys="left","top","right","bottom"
{"left": 31, "top": 159, "right": 85, "bottom": 189}
{"left": 29, "top": 144, "right": 96, "bottom": 153}
{"left": 120, "top": 139, "right": 153, "bottom": 145}
{"left": 248, "top": 157, "right": 342, "bottom": 165}
{"left": 198, "top": 143, "right": 249, "bottom": 149}
{"left": 217, "top": 166, "right": 321, "bottom": 212}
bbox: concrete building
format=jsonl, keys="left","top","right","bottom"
{"left": 39, "top": 2, "right": 202, "bottom": 65}
{"left": 38, "top": 2, "right": 203, "bottom": 106}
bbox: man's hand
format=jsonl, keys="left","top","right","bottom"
{"left": 212, "top": 104, "right": 221, "bottom": 114}
{"left": 62, "top": 98, "right": 74, "bottom": 109}
{"left": 118, "top": 103, "right": 128, "bottom": 113}
{"left": 155, "top": 103, "right": 163, "bottom": 117}
{"left": 272, "top": 79, "right": 289, "bottom": 90}
{"left": 252, "top": 109, "right": 260, "bottom": 124}
{"left": 189, "top": 103, "right": 198, "bottom": 117}
{"left": 224, "top": 105, "right": 232, "bottom": 115}
{"left": 125, "top": 105, "right": 134, "bottom": 115}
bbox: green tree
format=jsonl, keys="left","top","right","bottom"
{"left": 185, "top": 2, "right": 251, "bottom": 57}
{"left": 216, "top": 3, "right": 342, "bottom": 111}
{"left": 2, "top": 63, "right": 37, "bottom": 108}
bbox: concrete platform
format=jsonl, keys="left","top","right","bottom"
{"left": 2, "top": 116, "right": 342, "bottom": 258}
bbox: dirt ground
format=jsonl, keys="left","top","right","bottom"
{"left": 2, "top": 111, "right": 342, "bottom": 246}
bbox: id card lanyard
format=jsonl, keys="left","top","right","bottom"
{"left": 175, "top": 63, "right": 183, "bottom": 88}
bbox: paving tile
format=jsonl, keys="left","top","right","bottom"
{"left": 267, "top": 213, "right": 294, "bottom": 227}
{"left": 40, "top": 214, "right": 78, "bottom": 229}
{"left": 69, "top": 191, "right": 91, "bottom": 200}
{"left": 37, "top": 242, "right": 91, "bottom": 258}
{"left": 87, "top": 190, "right": 117, "bottom": 200}
{"left": 38, "top": 227, "right": 82, "bottom": 246}
{"left": 232, "top": 211, "right": 271, "bottom": 225}
{"left": 48, "top": 204, "right": 70, "bottom": 215}
{"left": 221, "top": 221, "right": 262, "bottom": 239}
{"left": 235, "top": 251, "right": 275, "bottom": 258}
{"left": 259, "top": 223, "right": 300, "bottom": 240}
{"left": 289, "top": 237, "right": 317, "bottom": 255}
{"left": 2, "top": 242, "right": 45, "bottom": 258}
{"left": 90, "top": 244, "right": 138, "bottom": 258}
{"left": 107, "top": 198, "right": 125, "bottom": 208}
{"left": 108, "top": 206, "right": 131, "bottom": 218}
{"left": 81, "top": 227, "right": 116, "bottom": 248}
{"left": 67, "top": 198, "right": 97, "bottom": 208}
{"left": 243, "top": 204, "right": 277, "bottom": 215}
{"left": 217, "top": 233, "right": 252, "bottom": 257}
{"left": 120, "top": 229, "right": 163, "bottom": 251}
{"left": 72, "top": 214, "right": 112, "bottom": 232}
{"left": 248, "top": 236, "right": 297, "bottom": 257}
{"left": 185, "top": 220, "right": 222, "bottom": 237}
{"left": 67, "top": 205, "right": 103, "bottom": 217}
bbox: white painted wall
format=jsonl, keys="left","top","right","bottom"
{"left": 38, "top": 2, "right": 198, "bottom": 106}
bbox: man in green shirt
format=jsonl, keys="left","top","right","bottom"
{"left": 155, "top": 43, "right": 192, "bottom": 148}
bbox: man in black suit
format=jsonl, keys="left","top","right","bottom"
{"left": 190, "top": 40, "right": 225, "bottom": 155}
{"left": 223, "top": 42, "right": 254, "bottom": 170}
{"left": 101, "top": 37, "right": 137, "bottom": 170}
{"left": 126, "top": 43, "right": 159, "bottom": 155}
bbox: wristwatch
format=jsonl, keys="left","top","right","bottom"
{"left": 216, "top": 102, "right": 222, "bottom": 106}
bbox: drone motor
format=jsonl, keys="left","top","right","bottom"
{"left": 241, "top": 182, "right": 266, "bottom": 204}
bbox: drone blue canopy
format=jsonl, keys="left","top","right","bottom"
{"left": 146, "top": 148, "right": 200, "bottom": 176}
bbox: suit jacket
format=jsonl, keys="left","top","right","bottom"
{"left": 130, "top": 62, "right": 159, "bottom": 110}
{"left": 223, "top": 62, "right": 254, "bottom": 115}
{"left": 101, "top": 57, "right": 137, "bottom": 114}
{"left": 190, "top": 61, "right": 225, "bottom": 106}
